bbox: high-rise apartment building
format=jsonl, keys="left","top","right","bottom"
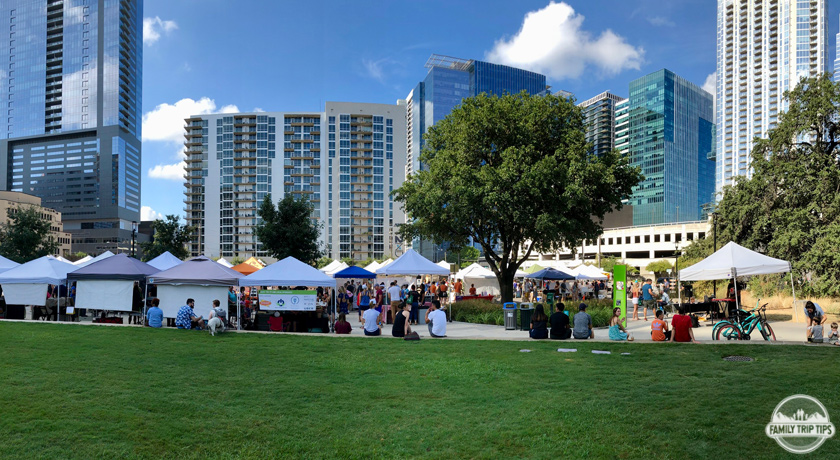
{"left": 577, "top": 91, "right": 626, "bottom": 157}
{"left": 183, "top": 102, "right": 406, "bottom": 262}
{"left": 835, "top": 14, "right": 839, "bottom": 82}
{"left": 405, "top": 55, "right": 548, "bottom": 259}
{"left": 0, "top": 0, "right": 143, "bottom": 255}
{"left": 716, "top": 0, "right": 828, "bottom": 193}
{"left": 617, "top": 69, "right": 715, "bottom": 226}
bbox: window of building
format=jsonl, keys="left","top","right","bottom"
{"left": 687, "top": 232, "right": 694, "bottom": 241}
{"left": 699, "top": 232, "right": 706, "bottom": 239}
{"left": 644, "top": 235, "right": 650, "bottom": 243}
{"left": 608, "top": 238, "right": 613, "bottom": 245}
{"left": 625, "top": 236, "right": 630, "bottom": 244}
{"left": 664, "top": 234, "right": 671, "bottom": 242}
{"left": 654, "top": 234, "right": 660, "bottom": 242}
{"left": 675, "top": 234, "right": 682, "bottom": 242}
{"left": 634, "top": 236, "right": 640, "bottom": 244}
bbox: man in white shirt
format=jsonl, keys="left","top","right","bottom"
{"left": 425, "top": 300, "right": 447, "bottom": 338}
{"left": 387, "top": 281, "right": 402, "bottom": 320}
{"left": 362, "top": 304, "right": 381, "bottom": 336}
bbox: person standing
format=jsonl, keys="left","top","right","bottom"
{"left": 631, "top": 281, "right": 641, "bottom": 320}
{"left": 407, "top": 284, "right": 420, "bottom": 325}
{"left": 572, "top": 303, "right": 594, "bottom": 339}
{"left": 641, "top": 279, "right": 656, "bottom": 321}
{"left": 387, "top": 281, "right": 402, "bottom": 324}
{"left": 146, "top": 298, "right": 163, "bottom": 328}
{"left": 438, "top": 279, "right": 448, "bottom": 306}
{"left": 425, "top": 300, "right": 447, "bottom": 338}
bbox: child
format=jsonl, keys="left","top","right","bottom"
{"left": 828, "top": 322, "right": 839, "bottom": 345}
{"left": 808, "top": 322, "right": 824, "bottom": 343}
{"left": 651, "top": 309, "right": 671, "bottom": 341}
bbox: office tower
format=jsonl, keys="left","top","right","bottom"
{"left": 614, "top": 99, "right": 630, "bottom": 155}
{"left": 183, "top": 102, "right": 406, "bottom": 262}
{"left": 716, "top": 0, "right": 828, "bottom": 193}
{"left": 618, "top": 69, "right": 715, "bottom": 226}
{"left": 578, "top": 91, "right": 626, "bottom": 157}
{"left": 405, "top": 55, "right": 548, "bottom": 259}
{"left": 0, "top": 0, "right": 143, "bottom": 255}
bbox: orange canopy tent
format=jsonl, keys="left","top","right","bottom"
{"left": 231, "top": 257, "right": 265, "bottom": 275}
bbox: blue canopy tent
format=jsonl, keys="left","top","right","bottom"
{"left": 527, "top": 267, "right": 576, "bottom": 280}
{"left": 333, "top": 266, "right": 376, "bottom": 279}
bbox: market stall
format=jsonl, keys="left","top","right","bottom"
{"left": 68, "top": 254, "right": 159, "bottom": 318}
{"left": 147, "top": 256, "right": 243, "bottom": 322}
{"left": 454, "top": 263, "right": 500, "bottom": 297}
{"left": 0, "top": 256, "right": 77, "bottom": 319}
{"left": 147, "top": 251, "right": 183, "bottom": 271}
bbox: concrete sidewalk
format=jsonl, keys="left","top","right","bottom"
{"left": 2, "top": 308, "right": 832, "bottom": 346}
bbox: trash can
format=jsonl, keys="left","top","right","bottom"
{"left": 546, "top": 292, "right": 555, "bottom": 314}
{"left": 519, "top": 302, "right": 533, "bottom": 331}
{"left": 503, "top": 302, "right": 517, "bottom": 330}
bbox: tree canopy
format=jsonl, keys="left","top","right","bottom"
{"left": 694, "top": 73, "right": 840, "bottom": 296}
{"left": 394, "top": 91, "right": 642, "bottom": 301}
{"left": 140, "top": 215, "right": 195, "bottom": 262}
{"left": 0, "top": 206, "right": 60, "bottom": 263}
{"left": 255, "top": 194, "right": 322, "bottom": 266}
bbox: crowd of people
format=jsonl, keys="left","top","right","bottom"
{"left": 516, "top": 279, "right": 608, "bottom": 303}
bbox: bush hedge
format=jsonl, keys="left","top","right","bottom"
{"left": 450, "top": 298, "right": 618, "bottom": 328}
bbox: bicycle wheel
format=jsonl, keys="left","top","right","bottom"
{"left": 760, "top": 323, "right": 776, "bottom": 341}
{"left": 712, "top": 321, "right": 732, "bottom": 340}
{"left": 715, "top": 324, "right": 742, "bottom": 341}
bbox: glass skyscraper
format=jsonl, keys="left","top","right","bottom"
{"left": 835, "top": 14, "right": 839, "bottom": 82}
{"left": 618, "top": 69, "right": 715, "bottom": 226}
{"left": 0, "top": 0, "right": 142, "bottom": 255}
{"left": 405, "top": 55, "right": 548, "bottom": 260}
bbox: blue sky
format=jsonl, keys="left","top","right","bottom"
{"left": 139, "top": 0, "right": 840, "bottom": 220}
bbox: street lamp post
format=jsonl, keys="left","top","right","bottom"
{"left": 712, "top": 211, "right": 718, "bottom": 299}
{"left": 131, "top": 221, "right": 137, "bottom": 258}
{"left": 675, "top": 240, "right": 681, "bottom": 304}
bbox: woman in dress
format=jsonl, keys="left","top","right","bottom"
{"left": 608, "top": 307, "right": 633, "bottom": 341}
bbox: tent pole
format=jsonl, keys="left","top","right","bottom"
{"left": 143, "top": 282, "right": 148, "bottom": 327}
{"left": 733, "top": 267, "right": 740, "bottom": 313}
{"left": 237, "top": 290, "right": 241, "bottom": 331}
{"left": 790, "top": 271, "right": 798, "bottom": 323}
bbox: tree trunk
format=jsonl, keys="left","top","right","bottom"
{"left": 498, "top": 265, "right": 517, "bottom": 303}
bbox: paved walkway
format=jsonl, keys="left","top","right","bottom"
{"left": 3, "top": 308, "right": 831, "bottom": 347}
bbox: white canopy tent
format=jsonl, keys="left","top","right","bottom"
{"left": 148, "top": 256, "right": 242, "bottom": 322}
{"left": 514, "top": 269, "right": 528, "bottom": 278}
{"left": 319, "top": 260, "right": 343, "bottom": 274}
{"left": 375, "top": 250, "right": 449, "bottom": 276}
{"left": 678, "top": 241, "right": 793, "bottom": 312}
{"left": 147, "top": 251, "right": 183, "bottom": 271}
{"left": 75, "top": 251, "right": 115, "bottom": 268}
{"left": 0, "top": 255, "right": 20, "bottom": 274}
{"left": 455, "top": 263, "right": 500, "bottom": 296}
{"left": 436, "top": 260, "right": 453, "bottom": 272}
{"left": 0, "top": 256, "right": 77, "bottom": 306}
{"left": 72, "top": 255, "right": 92, "bottom": 266}
{"left": 322, "top": 262, "right": 349, "bottom": 276}
{"left": 216, "top": 258, "right": 233, "bottom": 268}
{"left": 378, "top": 258, "right": 394, "bottom": 269}
{"left": 363, "top": 261, "right": 381, "bottom": 272}
{"left": 571, "top": 264, "right": 609, "bottom": 280}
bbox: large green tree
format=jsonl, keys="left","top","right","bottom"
{"left": 0, "top": 206, "right": 60, "bottom": 263}
{"left": 708, "top": 73, "right": 840, "bottom": 296}
{"left": 255, "top": 194, "right": 322, "bottom": 265}
{"left": 140, "top": 215, "right": 195, "bottom": 262}
{"left": 393, "top": 91, "right": 642, "bottom": 302}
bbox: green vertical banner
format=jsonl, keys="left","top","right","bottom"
{"left": 613, "top": 264, "right": 627, "bottom": 327}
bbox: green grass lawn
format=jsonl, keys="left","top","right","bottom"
{"left": 0, "top": 322, "right": 837, "bottom": 459}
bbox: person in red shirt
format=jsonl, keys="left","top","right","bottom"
{"left": 469, "top": 284, "right": 477, "bottom": 296}
{"left": 334, "top": 313, "right": 352, "bottom": 334}
{"left": 267, "top": 311, "right": 284, "bottom": 332}
{"left": 670, "top": 306, "right": 697, "bottom": 343}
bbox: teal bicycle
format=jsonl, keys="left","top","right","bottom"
{"left": 712, "top": 300, "right": 776, "bottom": 341}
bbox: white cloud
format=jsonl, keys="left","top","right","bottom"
{"left": 141, "top": 206, "right": 164, "bottom": 221}
{"left": 253, "top": 107, "right": 266, "bottom": 112}
{"left": 486, "top": 1, "right": 644, "bottom": 80}
{"left": 362, "top": 58, "right": 386, "bottom": 82}
{"left": 143, "top": 17, "right": 178, "bottom": 45}
{"left": 148, "top": 162, "right": 186, "bottom": 181}
{"left": 702, "top": 72, "right": 716, "bottom": 96}
{"left": 647, "top": 16, "right": 675, "bottom": 27}
{"left": 142, "top": 97, "right": 240, "bottom": 143}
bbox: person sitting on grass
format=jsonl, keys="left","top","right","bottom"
{"left": 146, "top": 298, "right": 163, "bottom": 328}
{"left": 175, "top": 298, "right": 204, "bottom": 330}
{"left": 392, "top": 302, "right": 411, "bottom": 338}
{"left": 608, "top": 307, "right": 633, "bottom": 341}
{"left": 425, "top": 300, "right": 447, "bottom": 338}
{"left": 573, "top": 303, "right": 594, "bottom": 339}
{"left": 549, "top": 303, "right": 571, "bottom": 340}
{"left": 670, "top": 305, "right": 698, "bottom": 343}
{"left": 651, "top": 309, "right": 671, "bottom": 341}
{"left": 529, "top": 303, "right": 549, "bottom": 339}
{"left": 334, "top": 313, "right": 352, "bottom": 335}
{"left": 362, "top": 303, "right": 381, "bottom": 336}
